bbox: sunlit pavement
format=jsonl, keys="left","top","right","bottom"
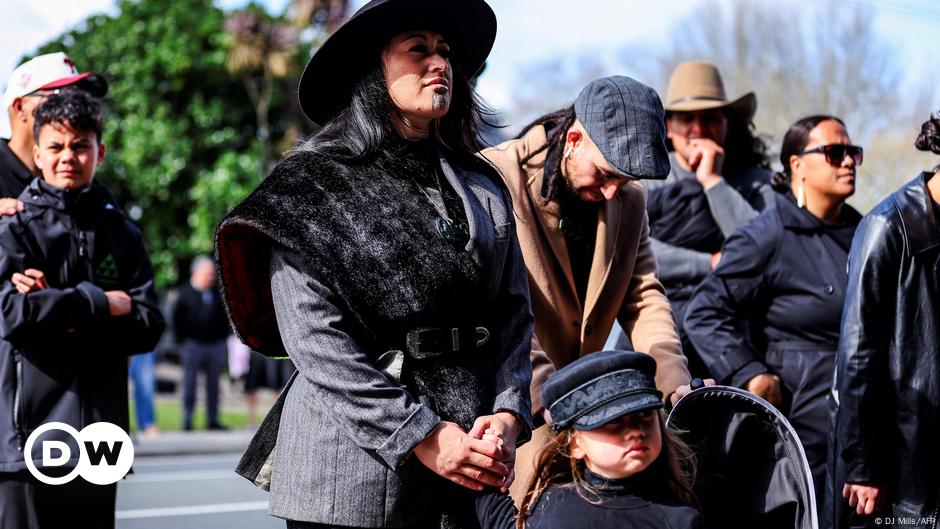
{"left": 116, "top": 452, "right": 282, "bottom": 529}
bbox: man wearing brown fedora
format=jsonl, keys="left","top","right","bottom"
{"left": 609, "top": 61, "right": 774, "bottom": 379}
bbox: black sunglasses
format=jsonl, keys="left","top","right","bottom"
{"left": 798, "top": 144, "right": 863, "bottom": 166}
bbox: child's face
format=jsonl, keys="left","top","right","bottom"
{"left": 32, "top": 121, "right": 105, "bottom": 191}
{"left": 570, "top": 409, "right": 662, "bottom": 479}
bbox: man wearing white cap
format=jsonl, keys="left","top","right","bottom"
{"left": 0, "top": 52, "right": 107, "bottom": 214}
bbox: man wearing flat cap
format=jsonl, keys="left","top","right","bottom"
{"left": 0, "top": 52, "right": 108, "bottom": 215}
{"left": 482, "top": 75, "right": 692, "bottom": 502}
{"left": 610, "top": 61, "right": 774, "bottom": 379}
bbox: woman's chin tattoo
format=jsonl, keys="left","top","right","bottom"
{"left": 431, "top": 93, "right": 449, "bottom": 112}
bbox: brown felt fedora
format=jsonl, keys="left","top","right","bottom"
{"left": 664, "top": 61, "right": 756, "bottom": 121}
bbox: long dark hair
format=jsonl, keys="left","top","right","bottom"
{"left": 723, "top": 115, "right": 771, "bottom": 173}
{"left": 516, "top": 106, "right": 577, "bottom": 200}
{"left": 291, "top": 53, "right": 494, "bottom": 173}
{"left": 770, "top": 114, "right": 845, "bottom": 192}
{"left": 516, "top": 410, "right": 698, "bottom": 529}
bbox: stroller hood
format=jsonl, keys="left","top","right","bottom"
{"left": 667, "top": 385, "right": 817, "bottom": 529}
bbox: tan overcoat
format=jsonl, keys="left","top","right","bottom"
{"left": 482, "top": 125, "right": 690, "bottom": 500}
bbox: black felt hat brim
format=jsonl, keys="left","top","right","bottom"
{"left": 298, "top": 0, "right": 497, "bottom": 125}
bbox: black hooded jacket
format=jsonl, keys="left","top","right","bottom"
{"left": 0, "top": 178, "right": 164, "bottom": 472}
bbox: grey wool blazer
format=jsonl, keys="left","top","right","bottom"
{"left": 225, "top": 150, "right": 534, "bottom": 527}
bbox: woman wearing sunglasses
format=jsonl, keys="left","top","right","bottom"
{"left": 683, "top": 115, "right": 863, "bottom": 520}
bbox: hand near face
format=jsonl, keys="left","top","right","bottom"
{"left": 12, "top": 268, "right": 49, "bottom": 294}
{"left": 843, "top": 483, "right": 880, "bottom": 515}
{"left": 687, "top": 138, "right": 725, "bottom": 189}
{"left": 745, "top": 373, "right": 782, "bottom": 407}
{"left": 0, "top": 198, "right": 24, "bottom": 216}
{"left": 413, "top": 421, "right": 511, "bottom": 492}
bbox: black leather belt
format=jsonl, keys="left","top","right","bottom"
{"left": 405, "top": 326, "right": 491, "bottom": 360}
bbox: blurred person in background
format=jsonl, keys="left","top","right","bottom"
{"left": 243, "top": 352, "right": 294, "bottom": 427}
{"left": 173, "top": 255, "right": 230, "bottom": 431}
{"left": 828, "top": 112, "right": 940, "bottom": 529}
{"left": 129, "top": 351, "right": 159, "bottom": 437}
{"left": 611, "top": 60, "right": 774, "bottom": 379}
{"left": 684, "top": 115, "right": 862, "bottom": 523}
{"left": 1, "top": 52, "right": 107, "bottom": 215}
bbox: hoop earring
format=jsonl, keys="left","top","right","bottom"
{"left": 797, "top": 179, "right": 806, "bottom": 209}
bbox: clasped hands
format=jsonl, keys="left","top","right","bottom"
{"left": 413, "top": 411, "right": 520, "bottom": 493}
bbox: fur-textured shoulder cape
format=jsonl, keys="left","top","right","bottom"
{"left": 215, "top": 144, "right": 506, "bottom": 429}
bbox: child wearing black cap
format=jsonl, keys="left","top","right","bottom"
{"left": 476, "top": 350, "right": 705, "bottom": 529}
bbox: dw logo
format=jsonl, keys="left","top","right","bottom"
{"left": 24, "top": 422, "right": 134, "bottom": 485}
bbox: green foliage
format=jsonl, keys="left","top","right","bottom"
{"left": 188, "top": 141, "right": 265, "bottom": 253}
{"left": 33, "top": 0, "right": 263, "bottom": 288}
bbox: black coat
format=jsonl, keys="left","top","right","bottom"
{"left": 683, "top": 191, "right": 860, "bottom": 517}
{"left": 684, "top": 192, "right": 860, "bottom": 386}
{"left": 828, "top": 173, "right": 940, "bottom": 529}
{"left": 476, "top": 469, "right": 705, "bottom": 529}
{"left": 0, "top": 178, "right": 164, "bottom": 472}
{"left": 173, "top": 282, "right": 229, "bottom": 343}
{"left": 0, "top": 139, "right": 34, "bottom": 200}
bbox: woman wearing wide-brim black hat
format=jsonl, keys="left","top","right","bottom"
{"left": 216, "top": 0, "right": 534, "bottom": 527}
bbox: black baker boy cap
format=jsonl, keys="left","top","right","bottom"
{"left": 543, "top": 350, "right": 664, "bottom": 432}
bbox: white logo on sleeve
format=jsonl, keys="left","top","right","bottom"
{"left": 24, "top": 422, "right": 134, "bottom": 485}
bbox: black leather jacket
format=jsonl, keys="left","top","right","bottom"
{"left": 829, "top": 172, "right": 940, "bottom": 529}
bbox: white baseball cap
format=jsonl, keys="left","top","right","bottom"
{"left": 2, "top": 52, "right": 108, "bottom": 112}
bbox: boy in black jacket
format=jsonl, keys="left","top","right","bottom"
{"left": 0, "top": 90, "right": 164, "bottom": 528}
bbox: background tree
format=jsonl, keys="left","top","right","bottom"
{"left": 34, "top": 0, "right": 256, "bottom": 287}
{"left": 222, "top": 0, "right": 351, "bottom": 171}
{"left": 30, "top": 0, "right": 352, "bottom": 289}
{"left": 224, "top": 7, "right": 299, "bottom": 171}
{"left": 642, "top": 0, "right": 937, "bottom": 209}
{"left": 507, "top": 0, "right": 939, "bottom": 211}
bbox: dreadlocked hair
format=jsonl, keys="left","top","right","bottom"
{"left": 516, "top": 410, "right": 698, "bottom": 528}
{"left": 516, "top": 106, "right": 577, "bottom": 201}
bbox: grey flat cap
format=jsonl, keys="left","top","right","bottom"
{"left": 574, "top": 76, "right": 671, "bottom": 180}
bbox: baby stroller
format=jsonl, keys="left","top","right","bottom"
{"left": 668, "top": 385, "right": 817, "bottom": 529}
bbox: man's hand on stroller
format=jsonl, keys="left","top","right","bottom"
{"left": 670, "top": 378, "right": 715, "bottom": 406}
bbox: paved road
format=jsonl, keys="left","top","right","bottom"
{"left": 116, "top": 452, "right": 282, "bottom": 529}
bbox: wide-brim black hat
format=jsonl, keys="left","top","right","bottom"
{"left": 298, "top": 0, "right": 497, "bottom": 126}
